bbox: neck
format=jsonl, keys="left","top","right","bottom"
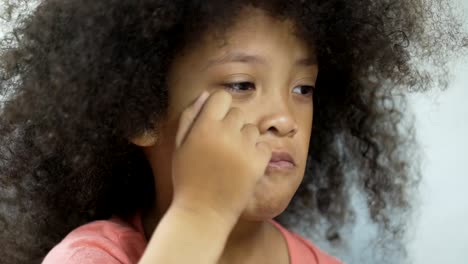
{"left": 218, "top": 218, "right": 270, "bottom": 264}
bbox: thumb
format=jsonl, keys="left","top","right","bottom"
{"left": 175, "top": 91, "right": 210, "bottom": 148}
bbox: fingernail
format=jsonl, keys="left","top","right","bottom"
{"left": 195, "top": 91, "right": 209, "bottom": 108}
{"left": 199, "top": 91, "right": 209, "bottom": 101}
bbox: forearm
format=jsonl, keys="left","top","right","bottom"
{"left": 138, "top": 205, "right": 236, "bottom": 264}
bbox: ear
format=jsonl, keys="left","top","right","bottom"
{"left": 129, "top": 130, "right": 158, "bottom": 147}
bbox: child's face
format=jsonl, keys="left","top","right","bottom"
{"left": 144, "top": 8, "right": 318, "bottom": 219}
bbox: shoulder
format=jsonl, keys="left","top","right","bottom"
{"left": 42, "top": 215, "right": 147, "bottom": 264}
{"left": 288, "top": 231, "right": 344, "bottom": 264}
{"left": 269, "top": 220, "right": 343, "bottom": 264}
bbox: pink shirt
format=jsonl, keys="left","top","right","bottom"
{"left": 42, "top": 213, "right": 342, "bottom": 264}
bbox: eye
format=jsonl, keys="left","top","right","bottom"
{"left": 292, "top": 85, "right": 315, "bottom": 97}
{"left": 223, "top": 82, "right": 256, "bottom": 93}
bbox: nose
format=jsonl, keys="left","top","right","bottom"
{"left": 257, "top": 97, "right": 298, "bottom": 137}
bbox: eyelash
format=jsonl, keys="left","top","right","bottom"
{"left": 223, "top": 82, "right": 255, "bottom": 93}
{"left": 223, "top": 82, "right": 315, "bottom": 96}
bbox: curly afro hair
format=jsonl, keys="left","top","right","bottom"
{"left": 0, "top": 0, "right": 465, "bottom": 263}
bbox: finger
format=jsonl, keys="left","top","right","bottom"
{"left": 197, "top": 90, "right": 232, "bottom": 121}
{"left": 255, "top": 141, "right": 272, "bottom": 165}
{"left": 240, "top": 123, "right": 259, "bottom": 142}
{"left": 175, "top": 91, "right": 210, "bottom": 148}
{"left": 223, "top": 107, "right": 245, "bottom": 130}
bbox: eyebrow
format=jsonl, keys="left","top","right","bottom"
{"left": 204, "top": 51, "right": 317, "bottom": 70}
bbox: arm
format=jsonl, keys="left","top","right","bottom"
{"left": 137, "top": 204, "right": 236, "bottom": 264}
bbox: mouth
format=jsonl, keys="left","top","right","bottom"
{"left": 266, "top": 151, "right": 296, "bottom": 173}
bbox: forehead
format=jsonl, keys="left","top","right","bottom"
{"left": 174, "top": 8, "right": 315, "bottom": 68}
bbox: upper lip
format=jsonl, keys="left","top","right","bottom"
{"left": 269, "top": 151, "right": 296, "bottom": 166}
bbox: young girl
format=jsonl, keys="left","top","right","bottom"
{"left": 0, "top": 0, "right": 465, "bottom": 263}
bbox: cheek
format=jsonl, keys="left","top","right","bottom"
{"left": 296, "top": 103, "right": 313, "bottom": 138}
{"left": 292, "top": 96, "right": 313, "bottom": 124}
{"left": 295, "top": 109, "right": 313, "bottom": 167}
{"left": 296, "top": 133, "right": 311, "bottom": 171}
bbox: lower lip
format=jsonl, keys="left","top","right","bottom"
{"left": 266, "top": 161, "right": 295, "bottom": 173}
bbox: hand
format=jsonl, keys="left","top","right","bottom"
{"left": 170, "top": 90, "right": 272, "bottom": 224}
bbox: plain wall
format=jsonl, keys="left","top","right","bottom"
{"left": 407, "top": 1, "right": 468, "bottom": 263}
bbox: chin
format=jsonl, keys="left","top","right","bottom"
{"left": 238, "top": 194, "right": 293, "bottom": 221}
{"left": 239, "top": 174, "right": 302, "bottom": 221}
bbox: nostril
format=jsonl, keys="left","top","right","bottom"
{"left": 267, "top": 126, "right": 279, "bottom": 133}
{"left": 266, "top": 124, "right": 297, "bottom": 137}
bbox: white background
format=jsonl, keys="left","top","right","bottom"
{"left": 406, "top": 1, "right": 468, "bottom": 263}
{"left": 408, "top": 58, "right": 468, "bottom": 264}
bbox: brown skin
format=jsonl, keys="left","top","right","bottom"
{"left": 132, "top": 9, "right": 318, "bottom": 264}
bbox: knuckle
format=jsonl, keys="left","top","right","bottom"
{"left": 229, "top": 106, "right": 241, "bottom": 114}
{"left": 250, "top": 123, "right": 259, "bottom": 132}
{"left": 244, "top": 124, "right": 258, "bottom": 135}
{"left": 229, "top": 107, "right": 243, "bottom": 119}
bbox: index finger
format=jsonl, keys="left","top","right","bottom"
{"left": 175, "top": 91, "right": 210, "bottom": 148}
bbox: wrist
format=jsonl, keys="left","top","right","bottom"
{"left": 170, "top": 198, "right": 239, "bottom": 230}
{"left": 139, "top": 199, "right": 237, "bottom": 264}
